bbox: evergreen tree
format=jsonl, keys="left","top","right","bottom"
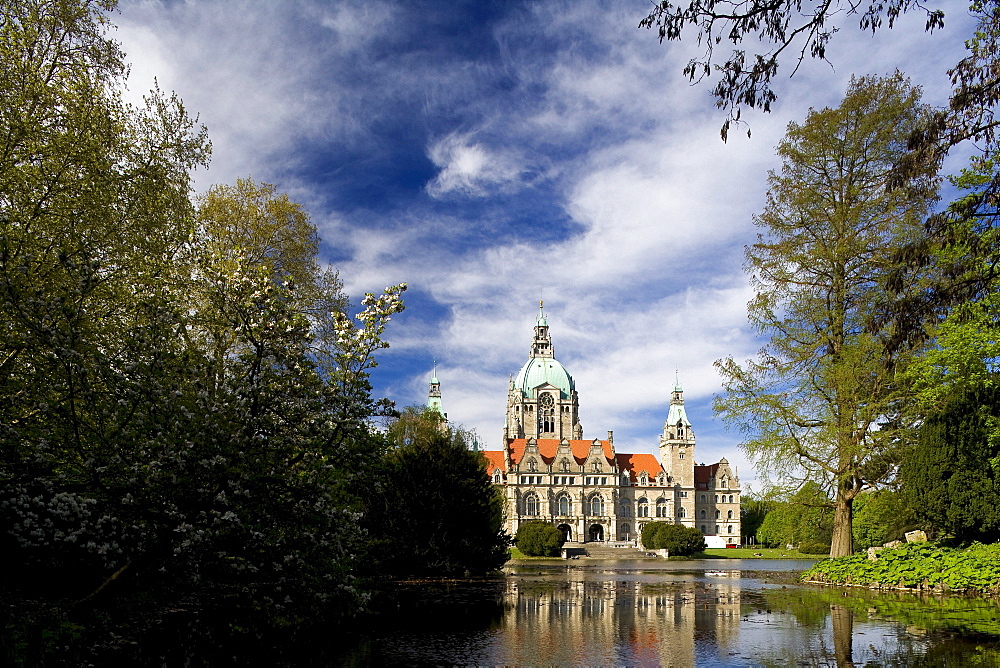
{"left": 900, "top": 385, "right": 1000, "bottom": 543}
{"left": 361, "top": 408, "right": 509, "bottom": 577}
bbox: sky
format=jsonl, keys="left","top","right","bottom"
{"left": 113, "top": 0, "right": 978, "bottom": 493}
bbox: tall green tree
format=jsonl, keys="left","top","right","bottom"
{"left": 899, "top": 384, "right": 1000, "bottom": 542}
{"left": 361, "top": 407, "right": 509, "bottom": 577}
{"left": 0, "top": 0, "right": 408, "bottom": 642}
{"left": 715, "top": 74, "right": 940, "bottom": 557}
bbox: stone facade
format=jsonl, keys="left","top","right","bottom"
{"left": 474, "top": 306, "right": 741, "bottom": 545}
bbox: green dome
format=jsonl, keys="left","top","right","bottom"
{"left": 515, "top": 356, "right": 575, "bottom": 398}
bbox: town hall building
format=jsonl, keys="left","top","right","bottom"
{"left": 436, "top": 305, "right": 741, "bottom": 546}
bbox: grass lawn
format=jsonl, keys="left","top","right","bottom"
{"left": 508, "top": 546, "right": 560, "bottom": 559}
{"left": 697, "top": 547, "right": 824, "bottom": 559}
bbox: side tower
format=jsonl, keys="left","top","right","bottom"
{"left": 427, "top": 362, "right": 446, "bottom": 423}
{"left": 505, "top": 303, "right": 583, "bottom": 440}
{"left": 658, "top": 374, "right": 695, "bottom": 487}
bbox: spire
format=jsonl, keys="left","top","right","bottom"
{"left": 427, "top": 363, "right": 445, "bottom": 420}
{"left": 667, "top": 372, "right": 691, "bottom": 427}
{"left": 531, "top": 302, "right": 553, "bottom": 358}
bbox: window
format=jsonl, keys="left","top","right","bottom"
{"left": 728, "top": 525, "right": 733, "bottom": 534}
{"left": 715, "top": 525, "right": 720, "bottom": 533}
{"left": 727, "top": 510, "right": 733, "bottom": 520}
{"left": 700, "top": 509, "right": 706, "bottom": 519}
{"left": 640, "top": 473, "right": 648, "bottom": 486}
{"left": 622, "top": 474, "right": 630, "bottom": 486}
{"left": 589, "top": 494, "right": 604, "bottom": 516}
{"left": 601, "top": 477, "right": 607, "bottom": 485}
{"left": 561, "top": 459, "right": 570, "bottom": 472}
{"left": 638, "top": 498, "right": 649, "bottom": 518}
{"left": 701, "top": 494, "right": 706, "bottom": 503}
{"left": 715, "top": 510, "right": 721, "bottom": 519}
{"left": 701, "top": 525, "right": 706, "bottom": 533}
{"left": 592, "top": 462, "right": 601, "bottom": 473}
{"left": 677, "top": 507, "right": 686, "bottom": 518}
{"left": 678, "top": 491, "right": 688, "bottom": 498}
{"left": 714, "top": 494, "right": 719, "bottom": 502}
{"left": 527, "top": 458, "right": 537, "bottom": 472}
{"left": 558, "top": 494, "right": 571, "bottom": 516}
{"left": 656, "top": 499, "right": 667, "bottom": 517}
{"left": 621, "top": 523, "right": 630, "bottom": 537}
{"left": 730, "top": 495, "right": 735, "bottom": 503}
{"left": 493, "top": 470, "right": 501, "bottom": 484}
{"left": 525, "top": 493, "right": 538, "bottom": 516}
{"left": 679, "top": 453, "right": 685, "bottom": 459}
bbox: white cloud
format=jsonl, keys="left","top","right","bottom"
{"left": 426, "top": 132, "right": 527, "bottom": 198}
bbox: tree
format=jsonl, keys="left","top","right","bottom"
{"left": 516, "top": 521, "right": 565, "bottom": 557}
{"left": 361, "top": 407, "right": 509, "bottom": 577}
{"left": 899, "top": 384, "right": 1000, "bottom": 542}
{"left": 641, "top": 522, "right": 706, "bottom": 555}
{"left": 851, "top": 489, "right": 914, "bottom": 549}
{"left": 0, "top": 0, "right": 409, "bottom": 644}
{"left": 639, "top": 0, "right": 945, "bottom": 139}
{"left": 714, "top": 74, "right": 940, "bottom": 557}
{"left": 740, "top": 496, "right": 776, "bottom": 544}
{"left": 755, "top": 483, "right": 833, "bottom": 548}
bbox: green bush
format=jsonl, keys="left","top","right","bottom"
{"left": 797, "top": 541, "right": 831, "bottom": 555}
{"left": 515, "top": 521, "right": 565, "bottom": 557}
{"left": 641, "top": 522, "right": 706, "bottom": 556}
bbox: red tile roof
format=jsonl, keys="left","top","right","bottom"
{"left": 482, "top": 440, "right": 665, "bottom": 479}
{"left": 694, "top": 463, "right": 720, "bottom": 484}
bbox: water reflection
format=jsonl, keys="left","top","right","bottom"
{"left": 357, "top": 561, "right": 1000, "bottom": 666}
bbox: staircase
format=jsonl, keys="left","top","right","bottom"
{"left": 576, "top": 542, "right": 655, "bottom": 559}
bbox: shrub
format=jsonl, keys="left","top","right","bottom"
{"left": 797, "top": 541, "right": 831, "bottom": 555}
{"left": 515, "top": 521, "right": 565, "bottom": 557}
{"left": 641, "top": 522, "right": 706, "bottom": 556}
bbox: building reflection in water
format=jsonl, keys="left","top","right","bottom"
{"left": 498, "top": 575, "right": 741, "bottom": 666}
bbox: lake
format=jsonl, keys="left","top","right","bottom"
{"left": 340, "top": 558, "right": 1000, "bottom": 666}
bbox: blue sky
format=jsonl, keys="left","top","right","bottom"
{"left": 115, "top": 0, "right": 977, "bottom": 493}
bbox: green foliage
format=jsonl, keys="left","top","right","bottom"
{"left": 797, "top": 541, "right": 830, "bottom": 556}
{"left": 515, "top": 521, "right": 565, "bottom": 557}
{"left": 755, "top": 483, "right": 833, "bottom": 549}
{"left": 641, "top": 522, "right": 706, "bottom": 556}
{"left": 739, "top": 496, "right": 775, "bottom": 542}
{"left": 804, "top": 541, "right": 1000, "bottom": 593}
{"left": 0, "top": 0, "right": 408, "bottom": 653}
{"left": 852, "top": 490, "right": 914, "bottom": 550}
{"left": 900, "top": 385, "right": 1000, "bottom": 543}
{"left": 361, "top": 408, "right": 509, "bottom": 577}
{"left": 714, "top": 74, "right": 940, "bottom": 557}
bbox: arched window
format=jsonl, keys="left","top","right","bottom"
{"left": 701, "top": 494, "right": 706, "bottom": 503}
{"left": 561, "top": 459, "right": 570, "bottom": 473}
{"left": 493, "top": 470, "right": 501, "bottom": 484}
{"left": 558, "top": 494, "right": 571, "bottom": 516}
{"left": 700, "top": 509, "right": 706, "bottom": 519}
{"left": 730, "top": 495, "right": 735, "bottom": 503}
{"left": 677, "top": 507, "right": 686, "bottom": 518}
{"left": 728, "top": 525, "right": 733, "bottom": 534}
{"left": 714, "top": 494, "right": 719, "bottom": 502}
{"left": 701, "top": 525, "right": 706, "bottom": 533}
{"left": 527, "top": 458, "right": 537, "bottom": 472}
{"left": 589, "top": 494, "right": 604, "bottom": 516}
{"left": 715, "top": 524, "right": 720, "bottom": 533}
{"left": 655, "top": 498, "right": 667, "bottom": 517}
{"left": 525, "top": 493, "right": 538, "bottom": 516}
{"left": 620, "top": 501, "right": 632, "bottom": 518}
{"left": 727, "top": 510, "right": 733, "bottom": 519}
{"left": 715, "top": 509, "right": 721, "bottom": 519}
{"left": 621, "top": 523, "right": 631, "bottom": 537}
{"left": 638, "top": 498, "right": 649, "bottom": 517}
{"left": 640, "top": 473, "right": 648, "bottom": 485}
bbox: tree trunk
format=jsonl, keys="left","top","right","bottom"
{"left": 830, "top": 492, "right": 854, "bottom": 558}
